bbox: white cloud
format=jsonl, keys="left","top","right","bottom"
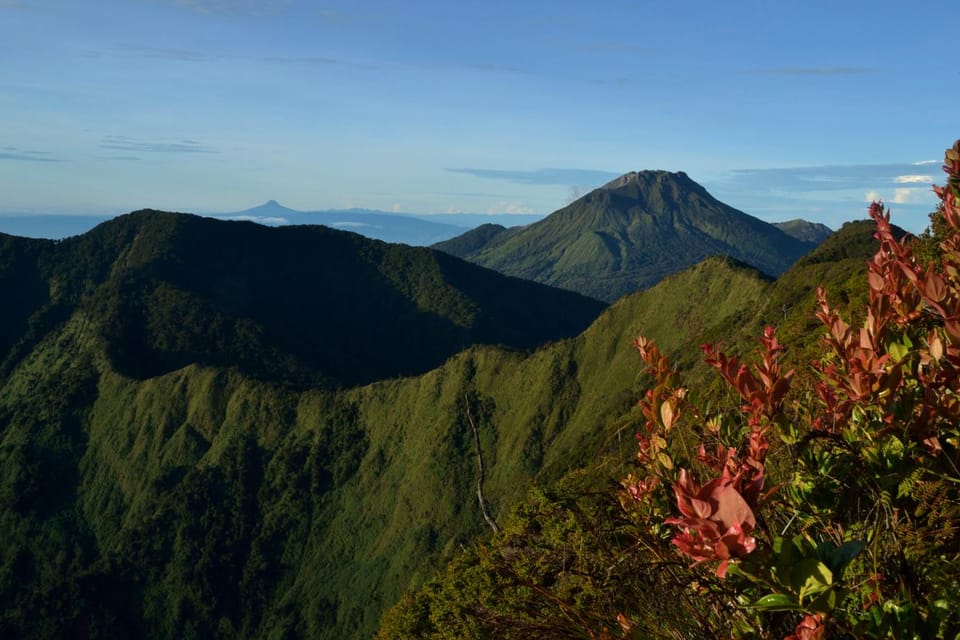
{"left": 913, "top": 159, "right": 939, "bottom": 165}
{"left": 218, "top": 215, "right": 288, "bottom": 225}
{"left": 894, "top": 175, "right": 934, "bottom": 184}
{"left": 864, "top": 187, "right": 933, "bottom": 205}
{"left": 892, "top": 188, "right": 924, "bottom": 204}
{"left": 331, "top": 221, "right": 376, "bottom": 229}
{"left": 487, "top": 202, "right": 535, "bottom": 214}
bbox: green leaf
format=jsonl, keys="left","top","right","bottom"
{"left": 749, "top": 593, "right": 800, "bottom": 611}
{"left": 889, "top": 340, "right": 910, "bottom": 362}
{"left": 808, "top": 587, "right": 839, "bottom": 614}
{"left": 827, "top": 540, "right": 864, "bottom": 575}
{"left": 882, "top": 435, "right": 905, "bottom": 461}
{"left": 791, "top": 558, "right": 833, "bottom": 604}
{"left": 656, "top": 452, "right": 673, "bottom": 470}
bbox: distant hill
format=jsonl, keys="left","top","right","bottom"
{"left": 217, "top": 201, "right": 546, "bottom": 246}
{"left": 219, "top": 200, "right": 471, "bottom": 246}
{"left": 0, "top": 203, "right": 544, "bottom": 247}
{"left": 433, "top": 170, "right": 820, "bottom": 302}
{"left": 426, "top": 223, "right": 514, "bottom": 257}
{"left": 0, "top": 210, "right": 605, "bottom": 388}
{"left": 772, "top": 218, "right": 833, "bottom": 244}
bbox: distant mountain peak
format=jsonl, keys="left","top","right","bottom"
{"left": 601, "top": 170, "right": 692, "bottom": 190}
{"left": 435, "top": 169, "right": 820, "bottom": 302}
{"left": 232, "top": 200, "right": 299, "bottom": 216}
{"left": 257, "top": 199, "right": 291, "bottom": 210}
{"left": 772, "top": 218, "right": 834, "bottom": 244}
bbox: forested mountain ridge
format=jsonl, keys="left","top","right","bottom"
{"left": 433, "top": 170, "right": 820, "bottom": 302}
{"left": 0, "top": 210, "right": 605, "bottom": 388}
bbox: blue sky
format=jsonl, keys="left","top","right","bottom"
{"left": 1, "top": 0, "right": 956, "bottom": 231}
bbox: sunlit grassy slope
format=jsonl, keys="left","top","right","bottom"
{"left": 0, "top": 216, "right": 881, "bottom": 639}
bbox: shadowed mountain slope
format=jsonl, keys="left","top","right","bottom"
{"left": 433, "top": 170, "right": 818, "bottom": 302}
{"left": 0, "top": 210, "right": 605, "bottom": 388}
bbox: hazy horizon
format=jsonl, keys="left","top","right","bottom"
{"left": 2, "top": 0, "right": 954, "bottom": 233}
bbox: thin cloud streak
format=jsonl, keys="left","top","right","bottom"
{"left": 462, "top": 63, "right": 525, "bottom": 74}
{"left": 170, "top": 0, "right": 290, "bottom": 17}
{"left": 259, "top": 55, "right": 342, "bottom": 66}
{"left": 216, "top": 215, "right": 289, "bottom": 225}
{"left": 99, "top": 135, "right": 218, "bottom": 154}
{"left": 723, "top": 163, "right": 945, "bottom": 193}
{"left": 99, "top": 46, "right": 360, "bottom": 68}
{"left": 753, "top": 66, "right": 874, "bottom": 76}
{"left": 108, "top": 46, "right": 210, "bottom": 62}
{"left": 0, "top": 147, "right": 60, "bottom": 162}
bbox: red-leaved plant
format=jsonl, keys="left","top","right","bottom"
{"left": 621, "top": 140, "right": 960, "bottom": 639}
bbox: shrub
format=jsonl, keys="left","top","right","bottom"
{"left": 621, "top": 141, "right": 960, "bottom": 639}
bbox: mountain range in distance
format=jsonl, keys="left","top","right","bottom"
{"left": 0, "top": 201, "right": 544, "bottom": 245}
{"left": 0, "top": 173, "right": 830, "bottom": 255}
{"left": 433, "top": 170, "right": 833, "bottom": 302}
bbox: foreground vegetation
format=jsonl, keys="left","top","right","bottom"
{"left": 381, "top": 144, "right": 960, "bottom": 638}
{"left": 380, "top": 142, "right": 960, "bottom": 640}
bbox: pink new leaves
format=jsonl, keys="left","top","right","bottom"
{"left": 626, "top": 328, "right": 792, "bottom": 577}
{"left": 665, "top": 328, "right": 790, "bottom": 577}
{"left": 813, "top": 144, "right": 960, "bottom": 453}
{"left": 665, "top": 468, "right": 757, "bottom": 578}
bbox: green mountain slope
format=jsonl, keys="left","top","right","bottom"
{"left": 0, "top": 218, "right": 883, "bottom": 639}
{"left": 427, "top": 223, "right": 511, "bottom": 257}
{"left": 0, "top": 255, "right": 769, "bottom": 639}
{"left": 433, "top": 170, "right": 818, "bottom": 302}
{"left": 377, "top": 219, "right": 901, "bottom": 637}
{"left": 0, "top": 210, "right": 604, "bottom": 388}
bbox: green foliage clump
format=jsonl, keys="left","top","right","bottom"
{"left": 378, "top": 469, "right": 713, "bottom": 640}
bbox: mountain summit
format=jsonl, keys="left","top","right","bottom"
{"left": 433, "top": 170, "right": 819, "bottom": 301}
